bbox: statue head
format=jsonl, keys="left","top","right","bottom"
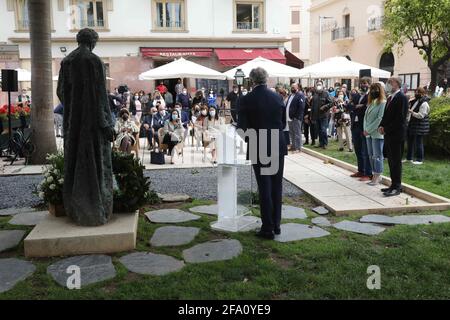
{"left": 76, "top": 28, "right": 99, "bottom": 51}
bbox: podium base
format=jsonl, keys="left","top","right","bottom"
{"left": 211, "top": 215, "right": 261, "bottom": 233}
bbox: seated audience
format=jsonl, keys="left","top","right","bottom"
{"left": 114, "top": 109, "right": 139, "bottom": 154}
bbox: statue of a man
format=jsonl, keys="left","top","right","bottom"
{"left": 57, "top": 28, "right": 115, "bottom": 226}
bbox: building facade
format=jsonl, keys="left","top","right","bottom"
{"left": 309, "top": 0, "right": 431, "bottom": 91}
{"left": 287, "top": 0, "right": 311, "bottom": 66}
{"left": 0, "top": 0, "right": 292, "bottom": 105}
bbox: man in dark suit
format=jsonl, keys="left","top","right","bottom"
{"left": 379, "top": 77, "right": 409, "bottom": 197}
{"left": 238, "top": 67, "right": 288, "bottom": 240}
{"left": 286, "top": 83, "right": 306, "bottom": 152}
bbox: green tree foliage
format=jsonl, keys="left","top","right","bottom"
{"left": 383, "top": 0, "right": 450, "bottom": 90}
{"left": 426, "top": 96, "right": 450, "bottom": 156}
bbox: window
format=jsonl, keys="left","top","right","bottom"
{"left": 152, "top": 0, "right": 186, "bottom": 31}
{"left": 291, "top": 38, "right": 300, "bottom": 53}
{"left": 234, "top": 1, "right": 264, "bottom": 31}
{"left": 15, "top": 0, "right": 30, "bottom": 31}
{"left": 399, "top": 73, "right": 420, "bottom": 91}
{"left": 291, "top": 10, "right": 300, "bottom": 25}
{"left": 71, "top": 0, "right": 107, "bottom": 29}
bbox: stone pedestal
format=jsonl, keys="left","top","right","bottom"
{"left": 24, "top": 212, "right": 138, "bottom": 258}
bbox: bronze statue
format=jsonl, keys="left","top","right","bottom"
{"left": 57, "top": 28, "right": 115, "bottom": 226}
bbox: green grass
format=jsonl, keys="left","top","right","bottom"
{"left": 1, "top": 197, "right": 449, "bottom": 300}
{"left": 304, "top": 140, "right": 450, "bottom": 199}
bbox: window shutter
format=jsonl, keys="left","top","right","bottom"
{"left": 57, "top": 0, "right": 65, "bottom": 11}
{"left": 6, "top": 0, "right": 15, "bottom": 11}
{"left": 105, "top": 0, "right": 114, "bottom": 11}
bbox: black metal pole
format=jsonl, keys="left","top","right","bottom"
{"left": 7, "top": 90, "right": 12, "bottom": 142}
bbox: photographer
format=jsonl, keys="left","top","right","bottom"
{"left": 334, "top": 90, "right": 353, "bottom": 152}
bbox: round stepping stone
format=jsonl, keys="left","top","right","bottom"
{"left": 183, "top": 239, "right": 242, "bottom": 263}
{"left": 157, "top": 193, "right": 191, "bottom": 203}
{"left": 8, "top": 211, "right": 48, "bottom": 226}
{"left": 119, "top": 252, "right": 185, "bottom": 276}
{"left": 47, "top": 255, "right": 116, "bottom": 288}
{"left": 312, "top": 206, "right": 329, "bottom": 215}
{"left": 145, "top": 209, "right": 201, "bottom": 224}
{"left": 275, "top": 223, "right": 330, "bottom": 243}
{"left": 189, "top": 204, "right": 248, "bottom": 216}
{"left": 0, "top": 207, "right": 35, "bottom": 217}
{"left": 360, "top": 214, "right": 450, "bottom": 226}
{"left": 282, "top": 205, "right": 307, "bottom": 219}
{"left": 0, "top": 258, "right": 36, "bottom": 293}
{"left": 0, "top": 230, "right": 26, "bottom": 253}
{"left": 311, "top": 217, "right": 332, "bottom": 227}
{"left": 150, "top": 226, "right": 200, "bottom": 247}
{"left": 333, "top": 220, "right": 385, "bottom": 236}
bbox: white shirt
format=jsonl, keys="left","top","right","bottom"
{"left": 286, "top": 94, "right": 295, "bottom": 123}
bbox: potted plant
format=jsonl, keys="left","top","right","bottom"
{"left": 35, "top": 152, "right": 65, "bottom": 216}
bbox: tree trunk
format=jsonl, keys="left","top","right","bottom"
{"left": 28, "top": 0, "right": 57, "bottom": 164}
{"left": 429, "top": 65, "right": 439, "bottom": 94}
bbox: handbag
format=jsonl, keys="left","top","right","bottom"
{"left": 150, "top": 148, "right": 165, "bottom": 165}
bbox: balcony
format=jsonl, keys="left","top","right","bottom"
{"left": 79, "top": 19, "right": 106, "bottom": 28}
{"left": 368, "top": 17, "right": 383, "bottom": 32}
{"left": 235, "top": 21, "right": 264, "bottom": 32}
{"left": 331, "top": 27, "right": 355, "bottom": 42}
{"left": 153, "top": 20, "right": 186, "bottom": 31}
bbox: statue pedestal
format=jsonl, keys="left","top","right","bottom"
{"left": 24, "top": 212, "right": 138, "bottom": 258}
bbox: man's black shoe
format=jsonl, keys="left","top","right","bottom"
{"left": 381, "top": 187, "right": 392, "bottom": 193}
{"left": 256, "top": 230, "right": 275, "bottom": 240}
{"left": 383, "top": 188, "right": 401, "bottom": 197}
{"left": 274, "top": 228, "right": 281, "bottom": 235}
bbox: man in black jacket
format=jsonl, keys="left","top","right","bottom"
{"left": 311, "top": 80, "right": 332, "bottom": 149}
{"left": 286, "top": 83, "right": 306, "bottom": 152}
{"left": 379, "top": 77, "right": 409, "bottom": 197}
{"left": 238, "top": 67, "right": 288, "bottom": 240}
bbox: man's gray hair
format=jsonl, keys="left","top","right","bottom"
{"left": 388, "top": 76, "right": 403, "bottom": 87}
{"left": 249, "top": 67, "right": 268, "bottom": 85}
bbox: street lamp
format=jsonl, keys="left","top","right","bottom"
{"left": 234, "top": 68, "right": 245, "bottom": 87}
{"left": 319, "top": 16, "right": 334, "bottom": 62}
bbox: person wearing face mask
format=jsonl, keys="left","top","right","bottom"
{"left": 363, "top": 83, "right": 386, "bottom": 186}
{"left": 16, "top": 89, "right": 31, "bottom": 108}
{"left": 194, "top": 105, "right": 209, "bottom": 148}
{"left": 114, "top": 109, "right": 139, "bottom": 154}
{"left": 378, "top": 77, "right": 409, "bottom": 197}
{"left": 141, "top": 107, "right": 157, "bottom": 150}
{"left": 173, "top": 102, "right": 190, "bottom": 140}
{"left": 162, "top": 109, "right": 185, "bottom": 164}
{"left": 347, "top": 77, "right": 373, "bottom": 181}
{"left": 202, "top": 106, "right": 224, "bottom": 163}
{"left": 334, "top": 90, "right": 353, "bottom": 153}
{"left": 130, "top": 92, "right": 142, "bottom": 123}
{"left": 207, "top": 89, "right": 217, "bottom": 108}
{"left": 286, "top": 83, "right": 305, "bottom": 153}
{"left": 226, "top": 86, "right": 240, "bottom": 123}
{"left": 164, "top": 90, "right": 174, "bottom": 109}
{"left": 311, "top": 80, "right": 333, "bottom": 149}
{"left": 175, "top": 78, "right": 184, "bottom": 96}
{"left": 406, "top": 87, "right": 430, "bottom": 165}
{"left": 176, "top": 88, "right": 191, "bottom": 110}
{"left": 152, "top": 90, "right": 166, "bottom": 109}
{"left": 152, "top": 104, "right": 169, "bottom": 145}
{"left": 303, "top": 88, "right": 317, "bottom": 146}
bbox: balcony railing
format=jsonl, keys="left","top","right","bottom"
{"left": 17, "top": 20, "right": 29, "bottom": 30}
{"left": 332, "top": 27, "right": 355, "bottom": 41}
{"left": 236, "top": 21, "right": 263, "bottom": 31}
{"left": 79, "top": 19, "right": 105, "bottom": 28}
{"left": 154, "top": 20, "right": 185, "bottom": 29}
{"left": 368, "top": 16, "right": 383, "bottom": 32}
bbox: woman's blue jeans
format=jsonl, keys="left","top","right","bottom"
{"left": 366, "top": 137, "right": 384, "bottom": 174}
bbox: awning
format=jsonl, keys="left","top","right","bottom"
{"left": 285, "top": 50, "right": 304, "bottom": 69}
{"left": 141, "top": 48, "right": 213, "bottom": 58}
{"left": 215, "top": 48, "right": 286, "bottom": 66}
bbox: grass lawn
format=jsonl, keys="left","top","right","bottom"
{"left": 304, "top": 140, "right": 450, "bottom": 199}
{"left": 1, "top": 196, "right": 449, "bottom": 300}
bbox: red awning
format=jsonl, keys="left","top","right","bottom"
{"left": 215, "top": 48, "right": 286, "bottom": 66}
{"left": 141, "top": 48, "right": 213, "bottom": 58}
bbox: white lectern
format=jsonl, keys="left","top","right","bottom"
{"left": 211, "top": 124, "right": 261, "bottom": 232}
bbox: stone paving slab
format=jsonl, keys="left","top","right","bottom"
{"left": 282, "top": 205, "right": 307, "bottom": 219}
{"left": 312, "top": 206, "right": 329, "bottom": 215}
{"left": 157, "top": 193, "right": 192, "bottom": 203}
{"left": 0, "top": 207, "right": 35, "bottom": 216}
{"left": 189, "top": 204, "right": 248, "bottom": 216}
{"left": 311, "top": 217, "right": 332, "bottom": 227}
{"left": 275, "top": 223, "right": 330, "bottom": 243}
{"left": 0, "top": 258, "right": 36, "bottom": 293}
{"left": 145, "top": 209, "right": 201, "bottom": 224}
{"left": 183, "top": 239, "right": 242, "bottom": 263}
{"left": 360, "top": 214, "right": 450, "bottom": 226}
{"left": 8, "top": 211, "right": 49, "bottom": 226}
{"left": 0, "top": 230, "right": 26, "bottom": 253}
{"left": 47, "top": 255, "right": 116, "bottom": 288}
{"left": 119, "top": 252, "right": 185, "bottom": 276}
{"left": 150, "top": 226, "right": 200, "bottom": 247}
{"left": 333, "top": 220, "right": 386, "bottom": 236}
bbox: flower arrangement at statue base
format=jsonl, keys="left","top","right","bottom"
{"left": 35, "top": 152, "right": 66, "bottom": 217}
{"left": 0, "top": 104, "right": 31, "bottom": 130}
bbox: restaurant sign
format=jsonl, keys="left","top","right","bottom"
{"left": 140, "top": 48, "right": 213, "bottom": 58}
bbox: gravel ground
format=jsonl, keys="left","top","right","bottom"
{"left": 0, "top": 168, "right": 302, "bottom": 209}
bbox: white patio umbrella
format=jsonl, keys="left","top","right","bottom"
{"left": 52, "top": 75, "right": 114, "bottom": 81}
{"left": 297, "top": 56, "right": 391, "bottom": 79}
{"left": 0, "top": 68, "right": 32, "bottom": 82}
{"left": 223, "top": 56, "right": 303, "bottom": 79}
{"left": 138, "top": 57, "right": 227, "bottom": 80}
